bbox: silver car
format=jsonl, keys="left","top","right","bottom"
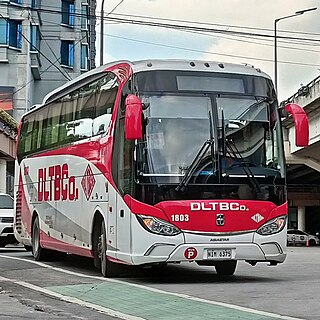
{"left": 287, "top": 229, "right": 319, "bottom": 246}
{"left": 0, "top": 193, "right": 16, "bottom": 247}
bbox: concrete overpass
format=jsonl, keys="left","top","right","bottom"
{"left": 0, "top": 110, "right": 17, "bottom": 195}
{"left": 282, "top": 76, "right": 320, "bottom": 233}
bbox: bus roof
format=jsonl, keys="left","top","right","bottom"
{"left": 130, "top": 59, "right": 270, "bottom": 79}
{"left": 24, "top": 59, "right": 270, "bottom": 119}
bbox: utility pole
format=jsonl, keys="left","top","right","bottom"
{"left": 274, "top": 7, "right": 317, "bottom": 95}
{"left": 100, "top": 0, "right": 105, "bottom": 66}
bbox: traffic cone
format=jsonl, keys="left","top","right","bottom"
{"left": 306, "top": 240, "right": 310, "bottom": 247}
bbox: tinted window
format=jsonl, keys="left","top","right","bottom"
{"left": 0, "top": 194, "right": 13, "bottom": 209}
{"left": 17, "top": 73, "right": 118, "bottom": 162}
{"left": 135, "top": 70, "right": 274, "bottom": 99}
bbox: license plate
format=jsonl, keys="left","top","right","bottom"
{"left": 207, "top": 249, "right": 232, "bottom": 259}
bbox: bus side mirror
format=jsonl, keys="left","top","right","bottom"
{"left": 284, "top": 103, "right": 309, "bottom": 147}
{"left": 125, "top": 94, "right": 143, "bottom": 140}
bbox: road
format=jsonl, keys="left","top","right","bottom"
{"left": 0, "top": 246, "right": 318, "bottom": 320}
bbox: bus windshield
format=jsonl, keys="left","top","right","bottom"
{"left": 136, "top": 93, "right": 284, "bottom": 184}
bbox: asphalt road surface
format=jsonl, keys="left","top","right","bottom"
{"left": 0, "top": 245, "right": 319, "bottom": 320}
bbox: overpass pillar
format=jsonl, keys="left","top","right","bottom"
{"left": 297, "top": 206, "right": 306, "bottom": 232}
{"left": 0, "top": 159, "right": 6, "bottom": 193}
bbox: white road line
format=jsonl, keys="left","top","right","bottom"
{"left": 0, "top": 275, "right": 143, "bottom": 320}
{"left": 0, "top": 254, "right": 304, "bottom": 320}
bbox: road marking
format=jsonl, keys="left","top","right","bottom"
{"left": 0, "top": 275, "right": 143, "bottom": 320}
{"left": 0, "top": 254, "right": 304, "bottom": 320}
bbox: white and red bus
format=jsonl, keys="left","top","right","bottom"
{"left": 14, "top": 59, "right": 309, "bottom": 276}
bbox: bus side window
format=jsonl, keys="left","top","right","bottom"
{"left": 35, "top": 112, "right": 44, "bottom": 151}
{"left": 24, "top": 118, "right": 34, "bottom": 154}
{"left": 44, "top": 102, "right": 61, "bottom": 147}
{"left": 60, "top": 93, "right": 77, "bottom": 143}
{"left": 94, "top": 75, "right": 118, "bottom": 135}
{"left": 17, "top": 118, "right": 31, "bottom": 161}
{"left": 75, "top": 82, "right": 96, "bottom": 139}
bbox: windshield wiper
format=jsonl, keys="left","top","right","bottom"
{"left": 225, "top": 139, "right": 261, "bottom": 193}
{"left": 175, "top": 138, "right": 214, "bottom": 192}
{"left": 175, "top": 109, "right": 218, "bottom": 192}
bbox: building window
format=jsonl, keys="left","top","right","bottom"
{"left": 0, "top": 19, "right": 7, "bottom": 45}
{"left": 81, "top": 44, "right": 88, "bottom": 70}
{"left": 30, "top": 24, "right": 40, "bottom": 51}
{"left": 0, "top": 19, "right": 22, "bottom": 49}
{"left": 61, "top": 40, "right": 74, "bottom": 67}
{"left": 31, "top": 0, "right": 41, "bottom": 8}
{"left": 62, "top": 0, "right": 75, "bottom": 27}
{"left": 8, "top": 20, "right": 22, "bottom": 48}
{"left": 81, "top": 3, "right": 88, "bottom": 30}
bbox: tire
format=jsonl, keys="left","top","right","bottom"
{"left": 98, "top": 220, "right": 117, "bottom": 277}
{"left": 309, "top": 239, "right": 316, "bottom": 247}
{"left": 215, "top": 260, "right": 237, "bottom": 276}
{"left": 32, "top": 216, "right": 49, "bottom": 261}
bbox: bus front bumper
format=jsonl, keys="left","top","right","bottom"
{"left": 131, "top": 241, "right": 286, "bottom": 265}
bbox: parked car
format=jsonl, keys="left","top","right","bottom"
{"left": 0, "top": 193, "right": 16, "bottom": 247}
{"left": 287, "top": 229, "right": 319, "bottom": 246}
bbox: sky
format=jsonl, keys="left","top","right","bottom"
{"left": 95, "top": 0, "right": 320, "bottom": 102}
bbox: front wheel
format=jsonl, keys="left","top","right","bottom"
{"left": 98, "top": 220, "right": 117, "bottom": 277}
{"left": 215, "top": 260, "right": 237, "bottom": 276}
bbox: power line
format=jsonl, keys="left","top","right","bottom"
{"left": 27, "top": 9, "right": 73, "bottom": 81}
{"left": 106, "top": 33, "right": 320, "bottom": 68}
{"left": 37, "top": 3, "right": 320, "bottom": 38}
{"left": 33, "top": 15, "right": 320, "bottom": 61}
{"left": 108, "top": 12, "right": 320, "bottom": 37}
{"left": 0, "top": 27, "right": 89, "bottom": 107}
{"left": 14, "top": 4, "right": 319, "bottom": 44}
{"left": 0, "top": 13, "right": 71, "bottom": 81}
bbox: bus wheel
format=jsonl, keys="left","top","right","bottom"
{"left": 32, "top": 216, "right": 49, "bottom": 261}
{"left": 215, "top": 260, "right": 237, "bottom": 276}
{"left": 98, "top": 220, "right": 117, "bottom": 277}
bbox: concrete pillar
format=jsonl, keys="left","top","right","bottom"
{"left": 0, "top": 159, "right": 6, "bottom": 193}
{"left": 297, "top": 206, "right": 306, "bottom": 231}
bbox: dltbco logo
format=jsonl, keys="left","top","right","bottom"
{"left": 190, "top": 202, "right": 249, "bottom": 211}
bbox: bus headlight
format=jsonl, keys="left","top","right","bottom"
{"left": 137, "top": 215, "right": 181, "bottom": 236}
{"left": 256, "top": 215, "right": 286, "bottom": 235}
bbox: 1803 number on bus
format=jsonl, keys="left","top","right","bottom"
{"left": 207, "top": 249, "right": 232, "bottom": 259}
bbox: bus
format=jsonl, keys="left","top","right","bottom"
{"left": 14, "top": 59, "right": 309, "bottom": 276}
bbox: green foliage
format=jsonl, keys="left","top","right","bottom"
{"left": 0, "top": 108, "right": 18, "bottom": 133}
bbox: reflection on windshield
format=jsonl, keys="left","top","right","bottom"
{"left": 142, "top": 95, "right": 210, "bottom": 175}
{"left": 137, "top": 94, "right": 283, "bottom": 180}
{"left": 217, "top": 97, "right": 280, "bottom": 171}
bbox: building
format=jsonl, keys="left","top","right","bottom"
{"left": 0, "top": 0, "right": 96, "bottom": 120}
{"left": 282, "top": 76, "right": 320, "bottom": 234}
{"left": 0, "top": 109, "right": 17, "bottom": 195}
{"left": 0, "top": 0, "right": 96, "bottom": 195}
